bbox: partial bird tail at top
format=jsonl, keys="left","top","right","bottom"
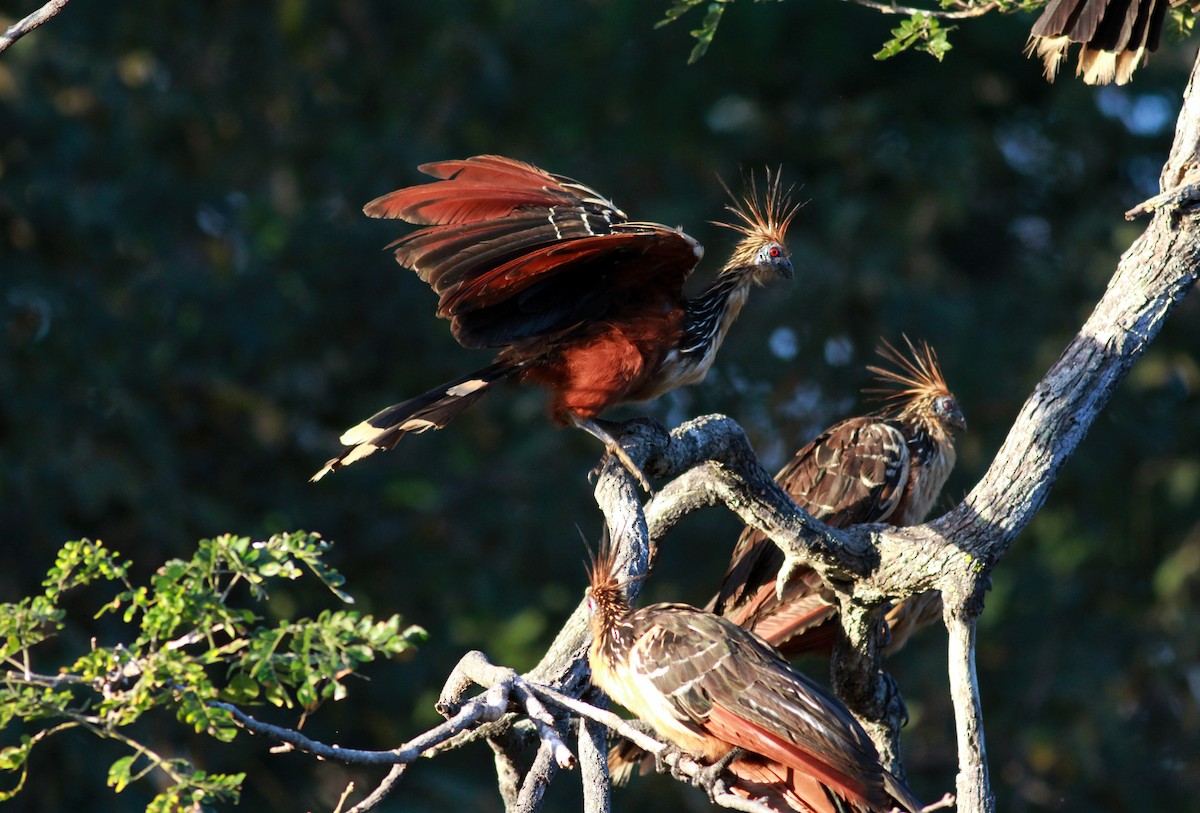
{"left": 311, "top": 361, "right": 519, "bottom": 481}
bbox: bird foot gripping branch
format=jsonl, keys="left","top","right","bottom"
{"left": 688, "top": 746, "right": 744, "bottom": 802}
{"left": 312, "top": 155, "right": 798, "bottom": 486}
{"left": 576, "top": 416, "right": 672, "bottom": 494}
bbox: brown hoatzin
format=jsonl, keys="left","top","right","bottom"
{"left": 608, "top": 338, "right": 964, "bottom": 784}
{"left": 1027, "top": 0, "right": 1171, "bottom": 85}
{"left": 586, "top": 544, "right": 923, "bottom": 813}
{"left": 312, "top": 155, "right": 797, "bottom": 484}
{"left": 710, "top": 338, "right": 965, "bottom": 660}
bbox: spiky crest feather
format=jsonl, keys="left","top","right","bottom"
{"left": 863, "top": 335, "right": 952, "bottom": 414}
{"left": 714, "top": 169, "right": 801, "bottom": 271}
{"left": 584, "top": 534, "right": 641, "bottom": 625}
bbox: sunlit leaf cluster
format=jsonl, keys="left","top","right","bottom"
{"left": 0, "top": 533, "right": 425, "bottom": 812}
{"left": 873, "top": 13, "right": 954, "bottom": 62}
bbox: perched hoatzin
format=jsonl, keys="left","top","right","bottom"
{"left": 312, "top": 155, "right": 797, "bottom": 484}
{"left": 710, "top": 338, "right": 965, "bottom": 660}
{"left": 1027, "top": 0, "right": 1170, "bottom": 85}
{"left": 586, "top": 544, "right": 923, "bottom": 813}
{"left": 608, "top": 338, "right": 964, "bottom": 784}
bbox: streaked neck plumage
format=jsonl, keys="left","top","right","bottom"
{"left": 679, "top": 268, "right": 755, "bottom": 358}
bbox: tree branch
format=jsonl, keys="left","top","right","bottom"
{"left": 344, "top": 765, "right": 406, "bottom": 813}
{"left": 945, "top": 608, "right": 991, "bottom": 813}
{"left": 0, "top": 0, "right": 71, "bottom": 54}
{"left": 837, "top": 0, "right": 1000, "bottom": 20}
{"left": 577, "top": 711, "right": 611, "bottom": 813}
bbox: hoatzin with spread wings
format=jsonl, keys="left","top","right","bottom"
{"left": 708, "top": 337, "right": 965, "bottom": 660}
{"left": 1027, "top": 0, "right": 1170, "bottom": 85}
{"left": 608, "top": 338, "right": 964, "bottom": 784}
{"left": 312, "top": 155, "right": 797, "bottom": 485}
{"left": 587, "top": 544, "right": 924, "bottom": 813}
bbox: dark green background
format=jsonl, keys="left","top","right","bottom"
{"left": 2, "top": 1, "right": 1198, "bottom": 811}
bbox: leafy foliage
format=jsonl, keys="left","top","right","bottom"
{"left": 658, "top": 0, "right": 779, "bottom": 63}
{"left": 0, "top": 534, "right": 425, "bottom": 812}
{"left": 874, "top": 13, "right": 954, "bottom": 62}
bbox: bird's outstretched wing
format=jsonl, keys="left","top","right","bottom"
{"left": 364, "top": 155, "right": 702, "bottom": 348}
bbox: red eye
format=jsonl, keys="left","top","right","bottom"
{"left": 769, "top": 246, "right": 781, "bottom": 258}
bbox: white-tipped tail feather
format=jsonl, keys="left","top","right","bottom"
{"left": 311, "top": 362, "right": 516, "bottom": 482}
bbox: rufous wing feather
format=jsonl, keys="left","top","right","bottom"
{"left": 726, "top": 756, "right": 843, "bottom": 813}
{"left": 705, "top": 704, "right": 882, "bottom": 811}
{"left": 364, "top": 155, "right": 622, "bottom": 224}
{"left": 440, "top": 229, "right": 698, "bottom": 316}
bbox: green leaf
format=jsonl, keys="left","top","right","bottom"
{"left": 687, "top": 2, "right": 726, "bottom": 63}
{"left": 873, "top": 13, "right": 955, "bottom": 62}
{"left": 0, "top": 741, "right": 30, "bottom": 773}
{"left": 106, "top": 754, "right": 136, "bottom": 793}
{"left": 656, "top": 0, "right": 705, "bottom": 29}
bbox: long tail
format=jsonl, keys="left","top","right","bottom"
{"left": 311, "top": 361, "right": 518, "bottom": 481}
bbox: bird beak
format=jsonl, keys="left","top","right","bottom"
{"left": 949, "top": 409, "right": 967, "bottom": 432}
{"left": 777, "top": 257, "right": 794, "bottom": 279}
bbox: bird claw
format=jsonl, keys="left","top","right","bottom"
{"left": 643, "top": 741, "right": 693, "bottom": 783}
{"left": 574, "top": 416, "right": 655, "bottom": 494}
{"left": 604, "top": 442, "right": 655, "bottom": 495}
{"left": 690, "top": 747, "right": 743, "bottom": 802}
{"left": 775, "top": 553, "right": 806, "bottom": 602}
{"left": 644, "top": 741, "right": 683, "bottom": 779}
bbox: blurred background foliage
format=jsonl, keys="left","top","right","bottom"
{"left": 0, "top": 1, "right": 1198, "bottom": 811}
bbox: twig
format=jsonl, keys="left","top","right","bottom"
{"left": 0, "top": 0, "right": 71, "bottom": 54}
{"left": 345, "top": 765, "right": 406, "bottom": 813}
{"left": 331, "top": 781, "right": 356, "bottom": 813}
{"left": 209, "top": 697, "right": 499, "bottom": 766}
{"left": 838, "top": 0, "right": 999, "bottom": 20}
{"left": 921, "top": 791, "right": 958, "bottom": 812}
{"left": 1124, "top": 180, "right": 1200, "bottom": 220}
{"left": 2, "top": 670, "right": 86, "bottom": 688}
